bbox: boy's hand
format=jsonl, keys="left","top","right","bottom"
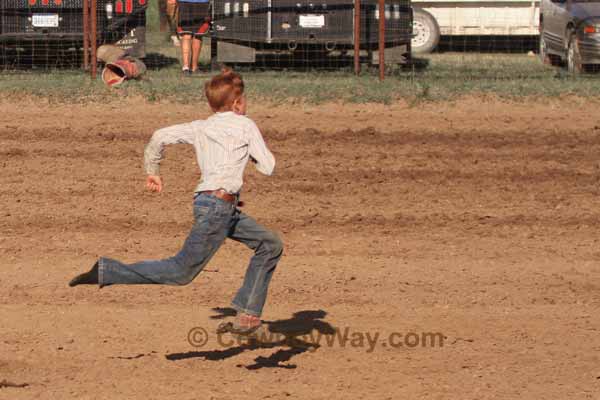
{"left": 146, "top": 175, "right": 163, "bottom": 193}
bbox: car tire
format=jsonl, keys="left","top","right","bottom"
{"left": 411, "top": 9, "right": 440, "bottom": 54}
{"left": 539, "top": 31, "right": 561, "bottom": 66}
{"left": 567, "top": 34, "right": 584, "bottom": 74}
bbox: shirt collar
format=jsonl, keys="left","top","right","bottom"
{"left": 214, "top": 111, "right": 235, "bottom": 117}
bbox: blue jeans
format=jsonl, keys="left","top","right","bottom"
{"left": 97, "top": 193, "right": 283, "bottom": 317}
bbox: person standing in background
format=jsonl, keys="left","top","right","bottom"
{"left": 159, "top": 0, "right": 181, "bottom": 47}
{"left": 177, "top": 0, "right": 211, "bottom": 75}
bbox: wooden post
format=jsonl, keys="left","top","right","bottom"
{"left": 90, "top": 0, "right": 98, "bottom": 79}
{"left": 83, "top": 0, "right": 89, "bottom": 69}
{"left": 354, "top": 0, "right": 361, "bottom": 75}
{"left": 378, "top": 0, "right": 385, "bottom": 80}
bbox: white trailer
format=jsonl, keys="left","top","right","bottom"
{"left": 411, "top": 0, "right": 540, "bottom": 53}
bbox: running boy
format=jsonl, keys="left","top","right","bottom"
{"left": 177, "top": 0, "right": 211, "bottom": 74}
{"left": 69, "top": 70, "right": 283, "bottom": 334}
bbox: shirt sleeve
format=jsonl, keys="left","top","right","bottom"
{"left": 246, "top": 119, "right": 275, "bottom": 176}
{"left": 144, "top": 122, "right": 196, "bottom": 175}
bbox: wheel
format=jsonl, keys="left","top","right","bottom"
{"left": 411, "top": 8, "right": 440, "bottom": 54}
{"left": 539, "top": 30, "right": 561, "bottom": 66}
{"left": 567, "top": 34, "right": 583, "bottom": 74}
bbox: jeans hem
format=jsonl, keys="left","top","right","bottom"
{"left": 98, "top": 258, "right": 106, "bottom": 288}
{"left": 231, "top": 302, "right": 261, "bottom": 318}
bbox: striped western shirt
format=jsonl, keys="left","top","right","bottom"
{"left": 143, "top": 112, "right": 275, "bottom": 194}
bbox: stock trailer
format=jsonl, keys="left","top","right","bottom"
{"left": 0, "top": 0, "right": 411, "bottom": 70}
{"left": 210, "top": 0, "right": 414, "bottom": 66}
{"left": 0, "top": 0, "right": 147, "bottom": 59}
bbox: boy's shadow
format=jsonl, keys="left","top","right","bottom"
{"left": 165, "top": 308, "right": 336, "bottom": 370}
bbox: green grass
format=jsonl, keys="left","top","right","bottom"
{"left": 1, "top": 0, "right": 600, "bottom": 104}
{"left": 2, "top": 52, "right": 600, "bottom": 104}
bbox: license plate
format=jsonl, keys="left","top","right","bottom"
{"left": 299, "top": 15, "right": 325, "bottom": 28}
{"left": 32, "top": 14, "right": 59, "bottom": 28}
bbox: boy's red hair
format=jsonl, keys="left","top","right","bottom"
{"left": 205, "top": 68, "right": 245, "bottom": 111}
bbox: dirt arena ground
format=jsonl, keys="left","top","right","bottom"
{"left": 1, "top": 96, "right": 600, "bottom": 399}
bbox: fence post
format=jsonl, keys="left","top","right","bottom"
{"left": 83, "top": 0, "right": 89, "bottom": 70}
{"left": 354, "top": 0, "right": 361, "bottom": 75}
{"left": 378, "top": 0, "right": 385, "bottom": 80}
{"left": 90, "top": 0, "right": 98, "bottom": 79}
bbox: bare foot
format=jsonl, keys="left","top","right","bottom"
{"left": 216, "top": 313, "right": 263, "bottom": 335}
{"left": 237, "top": 313, "right": 261, "bottom": 329}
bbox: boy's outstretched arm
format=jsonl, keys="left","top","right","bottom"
{"left": 247, "top": 121, "right": 275, "bottom": 176}
{"left": 144, "top": 123, "right": 196, "bottom": 193}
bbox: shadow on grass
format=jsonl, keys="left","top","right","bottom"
{"left": 0, "top": 49, "right": 178, "bottom": 71}
{"left": 0, "top": 44, "right": 83, "bottom": 70}
{"left": 398, "top": 57, "right": 430, "bottom": 74}
{"left": 142, "top": 52, "right": 179, "bottom": 69}
{"left": 165, "top": 308, "right": 336, "bottom": 370}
